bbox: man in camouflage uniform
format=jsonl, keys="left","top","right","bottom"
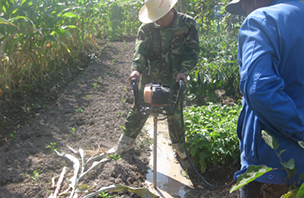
{"left": 108, "top": 0, "right": 200, "bottom": 160}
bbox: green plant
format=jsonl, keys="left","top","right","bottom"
{"left": 71, "top": 127, "right": 75, "bottom": 134}
{"left": 109, "top": 153, "right": 121, "bottom": 165}
{"left": 9, "top": 130, "right": 17, "bottom": 141}
{"left": 23, "top": 172, "right": 28, "bottom": 177}
{"left": 230, "top": 130, "right": 304, "bottom": 198}
{"left": 184, "top": 102, "right": 241, "bottom": 173}
{"left": 31, "top": 170, "right": 39, "bottom": 181}
{"left": 120, "top": 126, "right": 125, "bottom": 132}
{"left": 118, "top": 112, "right": 123, "bottom": 118}
{"left": 99, "top": 191, "right": 113, "bottom": 198}
{"left": 93, "top": 83, "right": 98, "bottom": 90}
{"left": 75, "top": 108, "right": 83, "bottom": 113}
{"left": 46, "top": 142, "right": 58, "bottom": 153}
{"left": 137, "top": 136, "right": 153, "bottom": 150}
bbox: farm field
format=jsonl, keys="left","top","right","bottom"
{"left": 0, "top": 39, "right": 240, "bottom": 198}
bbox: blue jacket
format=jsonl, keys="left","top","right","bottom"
{"left": 236, "top": 0, "right": 304, "bottom": 185}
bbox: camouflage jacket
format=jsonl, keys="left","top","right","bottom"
{"left": 131, "top": 9, "right": 200, "bottom": 89}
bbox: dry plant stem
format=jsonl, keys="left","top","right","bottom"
{"left": 53, "top": 166, "right": 67, "bottom": 198}
{"left": 51, "top": 177, "right": 56, "bottom": 188}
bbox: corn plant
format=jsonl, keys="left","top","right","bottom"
{"left": 51, "top": 145, "right": 158, "bottom": 198}
{"left": 0, "top": 0, "right": 142, "bottom": 100}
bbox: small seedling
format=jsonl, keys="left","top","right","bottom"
{"left": 71, "top": 127, "right": 75, "bottom": 134}
{"left": 98, "top": 77, "right": 102, "bottom": 81}
{"left": 85, "top": 95, "right": 91, "bottom": 99}
{"left": 109, "top": 153, "right": 121, "bottom": 165}
{"left": 23, "top": 172, "right": 28, "bottom": 177}
{"left": 93, "top": 83, "right": 98, "bottom": 90}
{"left": 31, "top": 170, "right": 39, "bottom": 181}
{"left": 119, "top": 126, "right": 125, "bottom": 132}
{"left": 99, "top": 191, "right": 113, "bottom": 198}
{"left": 28, "top": 116, "right": 33, "bottom": 121}
{"left": 9, "top": 130, "right": 17, "bottom": 141}
{"left": 46, "top": 142, "right": 58, "bottom": 153}
{"left": 75, "top": 108, "right": 83, "bottom": 113}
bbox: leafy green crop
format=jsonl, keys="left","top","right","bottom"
{"left": 184, "top": 102, "right": 241, "bottom": 173}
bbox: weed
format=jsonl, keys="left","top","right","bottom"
{"left": 119, "top": 126, "right": 125, "bottom": 132}
{"left": 137, "top": 136, "right": 153, "bottom": 150}
{"left": 75, "top": 108, "right": 83, "bottom": 113}
{"left": 31, "top": 170, "right": 39, "bottom": 181}
{"left": 93, "top": 83, "right": 98, "bottom": 90}
{"left": 99, "top": 191, "right": 113, "bottom": 198}
{"left": 46, "top": 142, "right": 58, "bottom": 153}
{"left": 28, "top": 116, "right": 33, "bottom": 121}
{"left": 118, "top": 112, "right": 123, "bottom": 118}
{"left": 109, "top": 153, "right": 121, "bottom": 166}
{"left": 9, "top": 130, "right": 17, "bottom": 141}
{"left": 85, "top": 95, "right": 91, "bottom": 99}
{"left": 23, "top": 172, "right": 28, "bottom": 177}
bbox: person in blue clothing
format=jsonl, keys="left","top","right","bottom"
{"left": 225, "top": 0, "right": 304, "bottom": 197}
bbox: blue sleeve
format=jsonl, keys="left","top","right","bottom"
{"left": 238, "top": 15, "right": 304, "bottom": 141}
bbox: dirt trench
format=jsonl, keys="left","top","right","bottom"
{"left": 0, "top": 38, "right": 239, "bottom": 198}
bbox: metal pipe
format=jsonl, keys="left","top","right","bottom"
{"left": 153, "top": 115, "right": 157, "bottom": 189}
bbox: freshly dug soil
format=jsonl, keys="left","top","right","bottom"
{"left": 0, "top": 38, "right": 240, "bottom": 198}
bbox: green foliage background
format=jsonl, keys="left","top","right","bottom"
{"left": 0, "top": 0, "right": 248, "bottom": 175}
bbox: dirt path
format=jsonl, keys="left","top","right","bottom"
{"left": 0, "top": 39, "right": 239, "bottom": 198}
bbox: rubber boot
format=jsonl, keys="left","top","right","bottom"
{"left": 107, "top": 134, "right": 136, "bottom": 156}
{"left": 172, "top": 143, "right": 187, "bottom": 160}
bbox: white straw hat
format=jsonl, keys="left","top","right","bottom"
{"left": 225, "top": 0, "right": 247, "bottom": 15}
{"left": 138, "top": 0, "right": 178, "bottom": 23}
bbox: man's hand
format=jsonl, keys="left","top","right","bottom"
{"left": 128, "top": 70, "right": 140, "bottom": 85}
{"left": 176, "top": 73, "right": 187, "bottom": 84}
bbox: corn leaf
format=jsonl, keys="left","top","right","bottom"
{"left": 83, "top": 184, "right": 159, "bottom": 198}
{"left": 230, "top": 165, "right": 272, "bottom": 193}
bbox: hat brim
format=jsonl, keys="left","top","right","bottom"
{"left": 138, "top": 5, "right": 167, "bottom": 24}
{"left": 138, "top": 0, "right": 178, "bottom": 24}
{"left": 225, "top": 0, "right": 247, "bottom": 16}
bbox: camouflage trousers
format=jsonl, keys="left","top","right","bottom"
{"left": 123, "top": 98, "right": 184, "bottom": 144}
